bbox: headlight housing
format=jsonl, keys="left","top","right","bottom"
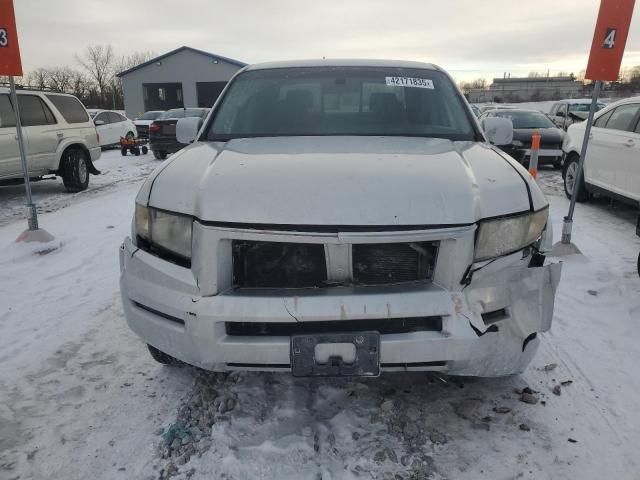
{"left": 474, "top": 208, "right": 548, "bottom": 261}
{"left": 135, "top": 204, "right": 193, "bottom": 266}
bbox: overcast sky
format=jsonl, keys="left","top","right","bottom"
{"left": 14, "top": 0, "right": 640, "bottom": 82}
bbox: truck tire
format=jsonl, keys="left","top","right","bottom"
{"left": 563, "top": 154, "right": 588, "bottom": 202}
{"left": 147, "top": 344, "right": 181, "bottom": 365}
{"left": 60, "top": 147, "right": 90, "bottom": 193}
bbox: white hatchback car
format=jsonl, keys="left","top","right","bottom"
{"left": 87, "top": 109, "right": 137, "bottom": 147}
{"left": 120, "top": 60, "right": 561, "bottom": 378}
{"left": 562, "top": 96, "right": 640, "bottom": 203}
{"left": 0, "top": 88, "right": 101, "bottom": 192}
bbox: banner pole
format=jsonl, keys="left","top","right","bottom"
{"left": 9, "top": 75, "right": 38, "bottom": 231}
{"left": 561, "top": 80, "right": 602, "bottom": 244}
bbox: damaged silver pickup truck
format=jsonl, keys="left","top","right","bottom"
{"left": 119, "top": 59, "right": 561, "bottom": 377}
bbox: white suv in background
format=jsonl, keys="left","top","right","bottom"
{"left": 563, "top": 97, "right": 640, "bottom": 203}
{"left": 0, "top": 88, "right": 101, "bottom": 192}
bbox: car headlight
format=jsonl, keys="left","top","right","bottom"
{"left": 135, "top": 204, "right": 192, "bottom": 264}
{"left": 512, "top": 140, "right": 524, "bottom": 147}
{"left": 474, "top": 208, "right": 549, "bottom": 261}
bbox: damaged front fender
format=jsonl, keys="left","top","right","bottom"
{"left": 466, "top": 259, "right": 562, "bottom": 337}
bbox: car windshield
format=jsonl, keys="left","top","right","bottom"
{"left": 568, "top": 103, "right": 606, "bottom": 112}
{"left": 493, "top": 110, "right": 555, "bottom": 129}
{"left": 207, "top": 67, "right": 476, "bottom": 141}
{"left": 138, "top": 111, "right": 163, "bottom": 120}
{"left": 159, "top": 108, "right": 206, "bottom": 120}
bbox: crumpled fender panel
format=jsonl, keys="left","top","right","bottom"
{"left": 449, "top": 261, "right": 562, "bottom": 377}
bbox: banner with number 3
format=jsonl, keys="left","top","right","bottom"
{"left": 0, "top": 0, "right": 23, "bottom": 76}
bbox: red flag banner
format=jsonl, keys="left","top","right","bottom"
{"left": 585, "top": 0, "right": 636, "bottom": 81}
{"left": 0, "top": 0, "right": 23, "bottom": 76}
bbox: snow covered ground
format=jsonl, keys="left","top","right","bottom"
{"left": 0, "top": 148, "right": 158, "bottom": 227}
{"left": 1, "top": 154, "right": 640, "bottom": 480}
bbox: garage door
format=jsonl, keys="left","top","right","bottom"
{"left": 197, "top": 82, "right": 227, "bottom": 108}
{"left": 143, "top": 83, "right": 184, "bottom": 111}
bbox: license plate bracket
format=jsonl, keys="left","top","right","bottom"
{"left": 291, "top": 331, "right": 380, "bottom": 377}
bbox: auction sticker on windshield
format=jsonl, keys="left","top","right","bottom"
{"left": 385, "top": 77, "right": 434, "bottom": 89}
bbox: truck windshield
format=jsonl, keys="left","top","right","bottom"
{"left": 207, "top": 67, "right": 476, "bottom": 141}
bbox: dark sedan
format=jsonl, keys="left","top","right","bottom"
{"left": 480, "top": 109, "right": 565, "bottom": 168}
{"left": 149, "top": 108, "right": 210, "bottom": 160}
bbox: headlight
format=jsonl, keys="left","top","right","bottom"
{"left": 474, "top": 208, "right": 549, "bottom": 261}
{"left": 135, "top": 204, "right": 193, "bottom": 264}
{"left": 512, "top": 140, "right": 524, "bottom": 147}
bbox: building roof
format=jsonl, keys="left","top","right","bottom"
{"left": 116, "top": 46, "right": 247, "bottom": 77}
{"left": 245, "top": 59, "right": 439, "bottom": 71}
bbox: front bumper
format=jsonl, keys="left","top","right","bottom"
{"left": 502, "top": 147, "right": 563, "bottom": 165}
{"left": 119, "top": 225, "right": 562, "bottom": 377}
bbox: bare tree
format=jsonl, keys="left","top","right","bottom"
{"left": 76, "top": 45, "right": 115, "bottom": 103}
{"left": 471, "top": 78, "right": 487, "bottom": 89}
{"left": 115, "top": 50, "right": 156, "bottom": 74}
{"left": 26, "top": 68, "right": 49, "bottom": 89}
{"left": 46, "top": 66, "right": 75, "bottom": 92}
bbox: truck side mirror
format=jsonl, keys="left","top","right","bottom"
{"left": 176, "top": 117, "right": 202, "bottom": 144}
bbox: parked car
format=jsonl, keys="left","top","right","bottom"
{"left": 562, "top": 96, "right": 640, "bottom": 203}
{"left": 148, "top": 108, "right": 210, "bottom": 160}
{"left": 0, "top": 88, "right": 101, "bottom": 192}
{"left": 548, "top": 99, "right": 606, "bottom": 130}
{"left": 134, "top": 110, "right": 164, "bottom": 139}
{"left": 87, "top": 109, "right": 137, "bottom": 148}
{"left": 470, "top": 104, "right": 481, "bottom": 117}
{"left": 480, "top": 109, "right": 565, "bottom": 168}
{"left": 120, "top": 59, "right": 561, "bottom": 378}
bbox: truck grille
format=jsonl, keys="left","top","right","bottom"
{"left": 232, "top": 241, "right": 327, "bottom": 288}
{"left": 352, "top": 242, "right": 438, "bottom": 285}
{"left": 231, "top": 240, "right": 438, "bottom": 289}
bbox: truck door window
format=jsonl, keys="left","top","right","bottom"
{"left": 18, "top": 95, "right": 57, "bottom": 126}
{"left": 0, "top": 95, "right": 16, "bottom": 128}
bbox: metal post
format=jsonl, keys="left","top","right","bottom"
{"left": 9, "top": 76, "right": 38, "bottom": 231}
{"left": 561, "top": 79, "right": 602, "bottom": 244}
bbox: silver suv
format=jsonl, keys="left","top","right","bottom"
{"left": 0, "top": 88, "right": 101, "bottom": 192}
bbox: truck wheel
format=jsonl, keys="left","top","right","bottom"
{"left": 563, "top": 155, "right": 588, "bottom": 202}
{"left": 153, "top": 150, "right": 167, "bottom": 160}
{"left": 60, "top": 147, "right": 90, "bottom": 192}
{"left": 142, "top": 146, "right": 149, "bottom": 154}
{"left": 126, "top": 131, "right": 135, "bottom": 140}
{"left": 147, "top": 344, "right": 181, "bottom": 365}
{"left": 121, "top": 147, "right": 128, "bottom": 156}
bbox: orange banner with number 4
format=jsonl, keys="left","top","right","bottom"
{"left": 585, "top": 0, "right": 635, "bottom": 81}
{"left": 0, "top": 0, "right": 23, "bottom": 76}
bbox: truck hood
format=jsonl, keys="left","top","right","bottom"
{"left": 142, "top": 136, "right": 544, "bottom": 226}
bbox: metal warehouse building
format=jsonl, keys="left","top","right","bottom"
{"left": 117, "top": 46, "right": 246, "bottom": 119}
